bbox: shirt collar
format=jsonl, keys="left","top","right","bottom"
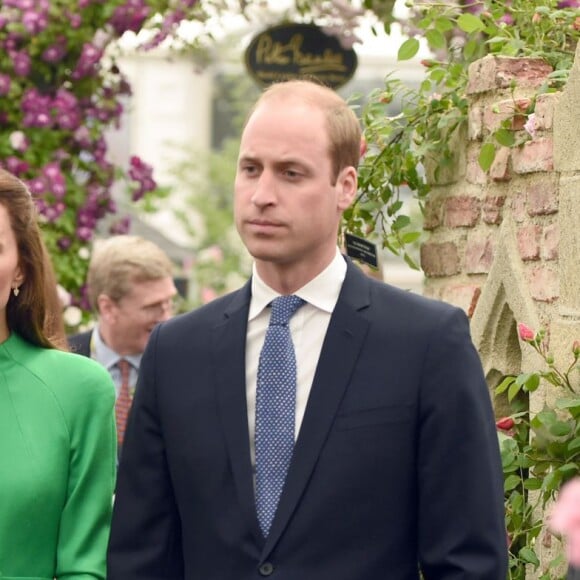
{"left": 91, "top": 325, "right": 142, "bottom": 371}
{"left": 249, "top": 248, "right": 347, "bottom": 321}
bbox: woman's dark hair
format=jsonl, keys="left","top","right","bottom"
{"left": 0, "top": 168, "right": 66, "bottom": 350}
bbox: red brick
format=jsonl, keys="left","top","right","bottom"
{"left": 528, "top": 179, "right": 558, "bottom": 215}
{"left": 512, "top": 138, "right": 554, "bottom": 174}
{"left": 444, "top": 196, "right": 481, "bottom": 228}
{"left": 465, "top": 234, "right": 494, "bottom": 274}
{"left": 467, "top": 56, "right": 553, "bottom": 95}
{"left": 442, "top": 284, "right": 482, "bottom": 318}
{"left": 489, "top": 147, "right": 511, "bottom": 182}
{"left": 482, "top": 99, "right": 528, "bottom": 133}
{"left": 420, "top": 242, "right": 461, "bottom": 277}
{"left": 528, "top": 266, "right": 559, "bottom": 302}
{"left": 542, "top": 224, "right": 559, "bottom": 261}
{"left": 482, "top": 196, "right": 506, "bottom": 225}
{"left": 517, "top": 224, "right": 542, "bottom": 261}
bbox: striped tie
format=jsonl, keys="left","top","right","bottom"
{"left": 115, "top": 358, "right": 132, "bottom": 446}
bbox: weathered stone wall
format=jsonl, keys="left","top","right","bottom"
{"left": 421, "top": 48, "right": 579, "bottom": 389}
{"left": 420, "top": 44, "right": 580, "bottom": 578}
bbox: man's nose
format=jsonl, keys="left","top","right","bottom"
{"left": 251, "top": 172, "right": 276, "bottom": 207}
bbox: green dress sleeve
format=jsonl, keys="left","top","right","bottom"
{"left": 54, "top": 360, "right": 117, "bottom": 579}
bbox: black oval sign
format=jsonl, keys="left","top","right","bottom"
{"left": 245, "top": 23, "right": 358, "bottom": 90}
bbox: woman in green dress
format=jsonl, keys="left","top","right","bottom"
{"left": 0, "top": 168, "right": 116, "bottom": 579}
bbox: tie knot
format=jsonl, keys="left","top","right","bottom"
{"left": 269, "top": 295, "right": 305, "bottom": 326}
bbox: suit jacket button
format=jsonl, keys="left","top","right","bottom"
{"left": 258, "top": 562, "right": 274, "bottom": 576}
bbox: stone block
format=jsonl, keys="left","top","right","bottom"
{"left": 444, "top": 196, "right": 481, "bottom": 228}
{"left": 528, "top": 179, "right": 559, "bottom": 215}
{"left": 534, "top": 92, "right": 560, "bottom": 131}
{"left": 511, "top": 191, "right": 527, "bottom": 223}
{"left": 423, "top": 197, "right": 443, "bottom": 231}
{"left": 482, "top": 195, "right": 506, "bottom": 224}
{"left": 466, "top": 146, "right": 489, "bottom": 184}
{"left": 490, "top": 147, "right": 512, "bottom": 182}
{"left": 542, "top": 224, "right": 559, "bottom": 261}
{"left": 467, "top": 56, "right": 553, "bottom": 95}
{"left": 512, "top": 138, "right": 554, "bottom": 174}
{"left": 420, "top": 241, "right": 461, "bottom": 277}
{"left": 517, "top": 224, "right": 542, "bottom": 261}
{"left": 528, "top": 266, "right": 559, "bottom": 302}
{"left": 465, "top": 234, "right": 494, "bottom": 274}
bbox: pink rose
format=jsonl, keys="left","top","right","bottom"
{"left": 518, "top": 322, "right": 535, "bottom": 342}
{"left": 549, "top": 478, "right": 580, "bottom": 566}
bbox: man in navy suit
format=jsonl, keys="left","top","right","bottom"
{"left": 108, "top": 79, "right": 508, "bottom": 579}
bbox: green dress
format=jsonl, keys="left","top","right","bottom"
{"left": 0, "top": 333, "right": 116, "bottom": 579}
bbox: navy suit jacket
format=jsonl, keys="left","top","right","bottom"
{"left": 67, "top": 329, "right": 92, "bottom": 357}
{"left": 108, "top": 259, "right": 508, "bottom": 579}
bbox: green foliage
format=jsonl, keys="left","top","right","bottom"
{"left": 171, "top": 137, "right": 251, "bottom": 306}
{"left": 355, "top": 0, "right": 580, "bottom": 264}
{"left": 496, "top": 329, "right": 580, "bottom": 579}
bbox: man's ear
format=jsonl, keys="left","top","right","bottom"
{"left": 97, "top": 294, "right": 117, "bottom": 323}
{"left": 337, "top": 166, "right": 358, "bottom": 211}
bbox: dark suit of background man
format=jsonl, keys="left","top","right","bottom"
{"left": 108, "top": 80, "right": 508, "bottom": 579}
{"left": 68, "top": 234, "right": 177, "bottom": 452}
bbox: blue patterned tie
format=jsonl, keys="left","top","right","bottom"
{"left": 255, "top": 295, "right": 305, "bottom": 537}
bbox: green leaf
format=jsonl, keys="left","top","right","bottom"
{"left": 494, "top": 128, "right": 515, "bottom": 147}
{"left": 568, "top": 437, "right": 580, "bottom": 452}
{"left": 550, "top": 421, "right": 572, "bottom": 436}
{"left": 519, "top": 547, "right": 540, "bottom": 566}
{"left": 558, "top": 463, "right": 579, "bottom": 476}
{"left": 401, "top": 231, "right": 421, "bottom": 244}
{"left": 434, "top": 17, "right": 454, "bottom": 33}
{"left": 478, "top": 143, "right": 496, "bottom": 171}
{"left": 495, "top": 375, "right": 516, "bottom": 395}
{"left": 463, "top": 39, "right": 480, "bottom": 61}
{"left": 457, "top": 13, "right": 486, "bottom": 34}
{"left": 392, "top": 215, "right": 411, "bottom": 230}
{"left": 556, "top": 398, "right": 580, "bottom": 410}
{"left": 426, "top": 29, "right": 446, "bottom": 50}
{"left": 504, "top": 474, "right": 521, "bottom": 491}
{"left": 398, "top": 38, "right": 420, "bottom": 61}
{"left": 523, "top": 478, "right": 542, "bottom": 490}
{"left": 508, "top": 380, "right": 522, "bottom": 402}
{"left": 524, "top": 374, "right": 540, "bottom": 393}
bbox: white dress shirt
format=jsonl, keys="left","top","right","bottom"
{"left": 245, "top": 249, "right": 347, "bottom": 468}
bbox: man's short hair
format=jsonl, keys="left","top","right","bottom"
{"left": 87, "top": 235, "right": 174, "bottom": 311}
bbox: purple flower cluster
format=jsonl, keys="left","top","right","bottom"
{"left": 110, "top": 0, "right": 151, "bottom": 35}
{"left": 29, "top": 162, "right": 67, "bottom": 223}
{"left": 0, "top": 0, "right": 212, "bottom": 317}
{"left": 129, "top": 155, "right": 157, "bottom": 201}
{"left": 22, "top": 87, "right": 82, "bottom": 131}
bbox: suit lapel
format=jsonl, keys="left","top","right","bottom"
{"left": 212, "top": 282, "right": 264, "bottom": 545}
{"left": 262, "top": 261, "right": 371, "bottom": 556}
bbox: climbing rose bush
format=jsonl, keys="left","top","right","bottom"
{"left": 0, "top": 0, "right": 205, "bottom": 311}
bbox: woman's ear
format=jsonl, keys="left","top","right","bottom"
{"left": 12, "top": 265, "right": 24, "bottom": 288}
